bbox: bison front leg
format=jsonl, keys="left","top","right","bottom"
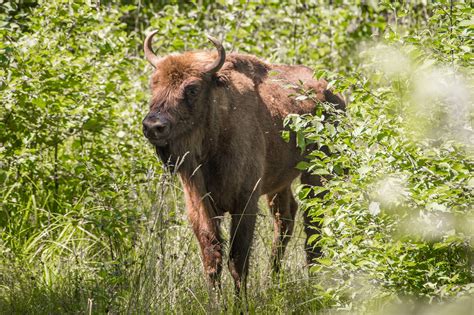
{"left": 181, "top": 174, "right": 223, "bottom": 288}
{"left": 267, "top": 187, "right": 298, "bottom": 273}
{"left": 190, "top": 213, "right": 223, "bottom": 287}
{"left": 228, "top": 195, "right": 258, "bottom": 294}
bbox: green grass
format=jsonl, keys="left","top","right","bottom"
{"left": 0, "top": 172, "right": 332, "bottom": 314}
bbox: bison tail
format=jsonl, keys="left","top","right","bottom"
{"left": 323, "top": 89, "right": 346, "bottom": 111}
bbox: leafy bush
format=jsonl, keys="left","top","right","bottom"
{"left": 286, "top": 1, "right": 473, "bottom": 308}
{"left": 0, "top": 1, "right": 158, "bottom": 312}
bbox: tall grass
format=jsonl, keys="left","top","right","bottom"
{"left": 1, "top": 165, "right": 330, "bottom": 314}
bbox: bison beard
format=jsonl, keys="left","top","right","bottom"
{"left": 155, "top": 146, "right": 171, "bottom": 166}
{"left": 142, "top": 31, "right": 345, "bottom": 294}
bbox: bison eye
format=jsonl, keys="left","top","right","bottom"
{"left": 185, "top": 85, "right": 200, "bottom": 98}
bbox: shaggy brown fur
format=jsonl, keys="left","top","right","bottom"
{"left": 143, "top": 43, "right": 345, "bottom": 292}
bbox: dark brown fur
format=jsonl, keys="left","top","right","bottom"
{"left": 144, "top": 50, "right": 345, "bottom": 291}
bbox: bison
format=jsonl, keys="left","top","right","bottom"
{"left": 142, "top": 31, "right": 345, "bottom": 292}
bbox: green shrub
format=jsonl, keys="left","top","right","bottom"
{"left": 287, "top": 1, "right": 473, "bottom": 309}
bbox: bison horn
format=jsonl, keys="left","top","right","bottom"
{"left": 144, "top": 30, "right": 162, "bottom": 67}
{"left": 204, "top": 35, "right": 226, "bottom": 75}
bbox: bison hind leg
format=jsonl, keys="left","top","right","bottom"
{"left": 267, "top": 186, "right": 298, "bottom": 273}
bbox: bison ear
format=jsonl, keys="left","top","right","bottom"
{"left": 213, "top": 73, "right": 229, "bottom": 87}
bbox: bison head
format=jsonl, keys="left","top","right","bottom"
{"left": 142, "top": 31, "right": 225, "bottom": 160}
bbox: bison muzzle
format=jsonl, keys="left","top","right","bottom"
{"left": 142, "top": 31, "right": 345, "bottom": 292}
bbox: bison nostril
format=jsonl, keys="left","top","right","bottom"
{"left": 155, "top": 125, "right": 166, "bottom": 133}
{"left": 152, "top": 122, "right": 169, "bottom": 136}
{"left": 142, "top": 119, "right": 170, "bottom": 138}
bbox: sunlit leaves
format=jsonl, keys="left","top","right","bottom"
{"left": 290, "top": 3, "right": 473, "bottom": 307}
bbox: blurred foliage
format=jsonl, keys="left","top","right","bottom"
{"left": 285, "top": 0, "right": 473, "bottom": 309}
{"left": 0, "top": 0, "right": 472, "bottom": 313}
